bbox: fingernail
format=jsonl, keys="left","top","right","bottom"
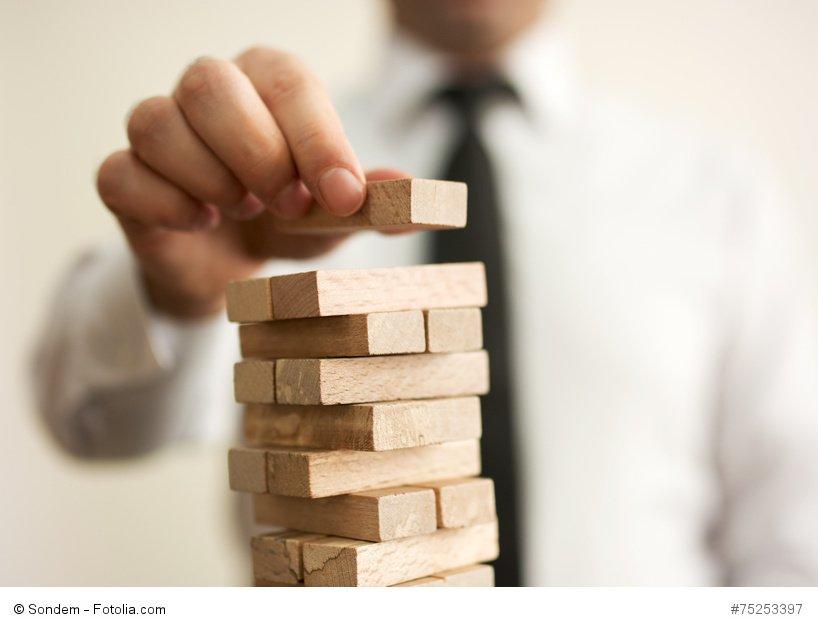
{"left": 317, "top": 167, "right": 364, "bottom": 216}
{"left": 274, "top": 180, "right": 313, "bottom": 219}
{"left": 228, "top": 193, "right": 265, "bottom": 220}
{"left": 192, "top": 204, "right": 221, "bottom": 230}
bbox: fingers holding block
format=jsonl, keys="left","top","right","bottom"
{"left": 272, "top": 178, "right": 467, "bottom": 234}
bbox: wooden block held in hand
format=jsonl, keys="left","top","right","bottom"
{"left": 271, "top": 262, "right": 487, "bottom": 320}
{"left": 274, "top": 351, "right": 489, "bottom": 405}
{"left": 425, "top": 308, "right": 483, "bottom": 353}
{"left": 227, "top": 447, "right": 267, "bottom": 493}
{"left": 263, "top": 439, "right": 480, "bottom": 498}
{"left": 239, "top": 311, "right": 425, "bottom": 359}
{"left": 395, "top": 564, "right": 495, "bottom": 587}
{"left": 252, "top": 530, "right": 327, "bottom": 584}
{"left": 253, "top": 487, "right": 436, "bottom": 541}
{"left": 234, "top": 360, "right": 275, "bottom": 404}
{"left": 243, "top": 397, "right": 481, "bottom": 451}
{"left": 415, "top": 477, "right": 497, "bottom": 528}
{"left": 273, "top": 178, "right": 467, "bottom": 233}
{"left": 226, "top": 277, "right": 273, "bottom": 323}
{"left": 302, "top": 521, "right": 499, "bottom": 586}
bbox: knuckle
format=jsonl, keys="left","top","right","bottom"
{"left": 127, "top": 96, "right": 175, "bottom": 148}
{"left": 96, "top": 151, "right": 131, "bottom": 210}
{"left": 264, "top": 56, "right": 313, "bottom": 105}
{"left": 242, "top": 146, "right": 290, "bottom": 200}
{"left": 177, "top": 56, "right": 235, "bottom": 104}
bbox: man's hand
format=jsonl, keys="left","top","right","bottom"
{"left": 97, "top": 48, "right": 385, "bottom": 318}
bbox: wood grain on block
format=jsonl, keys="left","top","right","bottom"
{"left": 243, "top": 397, "right": 481, "bottom": 451}
{"left": 226, "top": 277, "right": 273, "bottom": 323}
{"left": 227, "top": 447, "right": 267, "bottom": 493}
{"left": 234, "top": 360, "right": 275, "bottom": 404}
{"left": 251, "top": 530, "right": 327, "bottom": 585}
{"left": 302, "top": 521, "right": 499, "bottom": 586}
{"left": 265, "top": 439, "right": 480, "bottom": 498}
{"left": 252, "top": 487, "right": 436, "bottom": 542}
{"left": 257, "top": 564, "right": 494, "bottom": 587}
{"left": 425, "top": 308, "right": 483, "bottom": 353}
{"left": 275, "top": 351, "right": 489, "bottom": 405}
{"left": 395, "top": 564, "right": 495, "bottom": 587}
{"left": 273, "top": 178, "right": 466, "bottom": 233}
{"left": 415, "top": 477, "right": 497, "bottom": 528}
{"left": 270, "top": 262, "right": 487, "bottom": 320}
{"left": 239, "top": 311, "right": 425, "bottom": 359}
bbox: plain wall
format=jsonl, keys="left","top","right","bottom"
{"left": 1, "top": 0, "right": 816, "bottom": 584}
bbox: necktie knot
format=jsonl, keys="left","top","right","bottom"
{"left": 434, "top": 77, "right": 518, "bottom": 120}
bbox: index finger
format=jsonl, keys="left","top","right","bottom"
{"left": 236, "top": 48, "right": 365, "bottom": 217}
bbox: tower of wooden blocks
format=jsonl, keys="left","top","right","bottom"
{"left": 226, "top": 179, "right": 499, "bottom": 587}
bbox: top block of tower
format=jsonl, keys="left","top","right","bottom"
{"left": 227, "top": 262, "right": 487, "bottom": 322}
{"left": 273, "top": 178, "right": 466, "bottom": 234}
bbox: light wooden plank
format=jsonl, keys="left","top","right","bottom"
{"left": 252, "top": 487, "right": 436, "bottom": 542}
{"left": 227, "top": 263, "right": 486, "bottom": 323}
{"left": 242, "top": 397, "right": 481, "bottom": 451}
{"left": 414, "top": 477, "right": 497, "bottom": 528}
{"left": 251, "top": 530, "right": 327, "bottom": 585}
{"left": 395, "top": 564, "right": 495, "bottom": 587}
{"left": 272, "top": 351, "right": 489, "bottom": 405}
{"left": 234, "top": 360, "right": 275, "bottom": 404}
{"left": 239, "top": 310, "right": 425, "bottom": 359}
{"left": 227, "top": 447, "right": 267, "bottom": 493}
{"left": 256, "top": 564, "right": 494, "bottom": 587}
{"left": 273, "top": 178, "right": 467, "bottom": 233}
{"left": 302, "top": 521, "right": 499, "bottom": 586}
{"left": 226, "top": 277, "right": 273, "bottom": 323}
{"left": 235, "top": 439, "right": 480, "bottom": 498}
{"left": 425, "top": 308, "right": 483, "bottom": 353}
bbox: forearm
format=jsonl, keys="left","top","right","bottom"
{"left": 30, "top": 244, "right": 238, "bottom": 458}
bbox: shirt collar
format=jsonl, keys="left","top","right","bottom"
{"left": 366, "top": 16, "right": 580, "bottom": 133}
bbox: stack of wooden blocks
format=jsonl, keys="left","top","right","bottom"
{"left": 225, "top": 178, "right": 499, "bottom": 587}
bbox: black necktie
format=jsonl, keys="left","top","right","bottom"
{"left": 430, "top": 80, "right": 522, "bottom": 586}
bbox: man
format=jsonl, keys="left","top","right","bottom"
{"left": 32, "top": 0, "right": 818, "bottom": 585}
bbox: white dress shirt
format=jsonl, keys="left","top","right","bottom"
{"left": 31, "top": 21, "right": 818, "bottom": 585}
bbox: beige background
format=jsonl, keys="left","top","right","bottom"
{"left": 1, "top": 0, "right": 816, "bottom": 585}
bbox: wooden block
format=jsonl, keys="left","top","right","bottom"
{"left": 260, "top": 439, "right": 480, "bottom": 498}
{"left": 395, "top": 564, "right": 495, "bottom": 587}
{"left": 239, "top": 311, "right": 425, "bottom": 359}
{"left": 425, "top": 308, "right": 483, "bottom": 353}
{"left": 273, "top": 351, "right": 489, "bottom": 405}
{"left": 234, "top": 360, "right": 275, "bottom": 404}
{"left": 256, "top": 564, "right": 494, "bottom": 587}
{"left": 414, "top": 478, "right": 497, "bottom": 528}
{"left": 433, "top": 564, "right": 495, "bottom": 586}
{"left": 302, "top": 521, "right": 499, "bottom": 586}
{"left": 251, "top": 530, "right": 327, "bottom": 585}
{"left": 252, "top": 487, "right": 436, "bottom": 542}
{"left": 243, "top": 397, "right": 481, "bottom": 451}
{"left": 227, "top": 447, "right": 267, "bottom": 493}
{"left": 273, "top": 178, "right": 467, "bottom": 233}
{"left": 226, "top": 277, "right": 273, "bottom": 323}
{"left": 264, "top": 262, "right": 486, "bottom": 321}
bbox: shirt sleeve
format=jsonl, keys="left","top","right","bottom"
{"left": 715, "top": 170, "right": 818, "bottom": 585}
{"left": 30, "top": 242, "right": 239, "bottom": 458}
